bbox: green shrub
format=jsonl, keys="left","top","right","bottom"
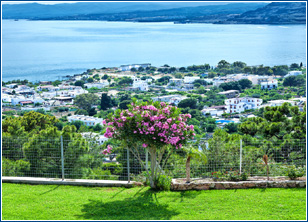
{"left": 155, "top": 174, "right": 172, "bottom": 191}
{"left": 88, "top": 168, "right": 116, "bottom": 180}
{"left": 285, "top": 165, "right": 305, "bottom": 180}
{"left": 2, "top": 158, "right": 30, "bottom": 176}
{"left": 102, "top": 163, "right": 123, "bottom": 175}
{"left": 212, "top": 170, "right": 248, "bottom": 181}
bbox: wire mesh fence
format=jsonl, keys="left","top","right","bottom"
{"left": 2, "top": 136, "right": 306, "bottom": 181}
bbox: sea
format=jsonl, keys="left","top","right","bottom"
{"left": 2, "top": 20, "right": 306, "bottom": 82}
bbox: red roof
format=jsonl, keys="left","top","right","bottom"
{"left": 19, "top": 101, "right": 34, "bottom": 104}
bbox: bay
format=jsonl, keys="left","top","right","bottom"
{"left": 2, "top": 20, "right": 306, "bottom": 82}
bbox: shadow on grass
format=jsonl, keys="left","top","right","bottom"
{"left": 111, "top": 187, "right": 126, "bottom": 198}
{"left": 39, "top": 185, "right": 60, "bottom": 196}
{"left": 179, "top": 190, "right": 201, "bottom": 202}
{"left": 78, "top": 189, "right": 179, "bottom": 220}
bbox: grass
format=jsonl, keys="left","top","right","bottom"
{"left": 2, "top": 183, "right": 306, "bottom": 220}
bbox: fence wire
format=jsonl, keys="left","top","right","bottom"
{"left": 2, "top": 136, "right": 306, "bottom": 180}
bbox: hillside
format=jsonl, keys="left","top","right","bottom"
{"left": 2, "top": 2, "right": 266, "bottom": 22}
{"left": 2, "top": 2, "right": 305, "bottom": 24}
{"left": 2, "top": 2, "right": 229, "bottom": 19}
{"left": 219, "top": 2, "right": 306, "bottom": 24}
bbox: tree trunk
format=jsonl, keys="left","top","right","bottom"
{"left": 186, "top": 156, "right": 191, "bottom": 183}
{"left": 266, "top": 165, "right": 269, "bottom": 181}
{"left": 149, "top": 147, "right": 157, "bottom": 189}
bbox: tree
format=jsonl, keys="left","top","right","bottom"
{"left": 88, "top": 107, "right": 97, "bottom": 116}
{"left": 75, "top": 109, "right": 88, "bottom": 115}
{"left": 118, "top": 77, "right": 133, "bottom": 86}
{"left": 169, "top": 67, "right": 176, "bottom": 73}
{"left": 179, "top": 67, "right": 186, "bottom": 72}
{"left": 130, "top": 68, "right": 137, "bottom": 72}
{"left": 74, "top": 93, "right": 99, "bottom": 112}
{"left": 183, "top": 145, "right": 207, "bottom": 183}
{"left": 157, "top": 76, "right": 172, "bottom": 83}
{"left": 102, "top": 74, "right": 109, "bottom": 80}
{"left": 232, "top": 61, "right": 246, "bottom": 68}
{"left": 244, "top": 66, "right": 252, "bottom": 73}
{"left": 138, "top": 66, "right": 144, "bottom": 72}
{"left": 103, "top": 99, "right": 195, "bottom": 189}
{"left": 75, "top": 80, "right": 85, "bottom": 87}
{"left": 283, "top": 75, "right": 305, "bottom": 87}
{"left": 194, "top": 79, "right": 207, "bottom": 86}
{"left": 70, "top": 120, "right": 85, "bottom": 130}
{"left": 217, "top": 60, "right": 230, "bottom": 69}
{"left": 224, "top": 122, "right": 238, "bottom": 133}
{"left": 220, "top": 81, "right": 241, "bottom": 91}
{"left": 118, "top": 100, "right": 131, "bottom": 109}
{"left": 52, "top": 80, "right": 61, "bottom": 86}
{"left": 178, "top": 98, "right": 198, "bottom": 109}
{"left": 272, "top": 65, "right": 288, "bottom": 76}
{"left": 93, "top": 124, "right": 103, "bottom": 132}
{"left": 238, "top": 79, "right": 252, "bottom": 90}
{"left": 100, "top": 93, "right": 113, "bottom": 110}
{"left": 290, "top": 63, "right": 300, "bottom": 70}
{"left": 174, "top": 73, "right": 183, "bottom": 79}
{"left": 107, "top": 78, "right": 111, "bottom": 86}
{"left": 87, "top": 77, "right": 94, "bottom": 83}
{"left": 22, "top": 125, "right": 95, "bottom": 178}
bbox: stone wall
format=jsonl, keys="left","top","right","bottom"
{"left": 171, "top": 179, "right": 306, "bottom": 191}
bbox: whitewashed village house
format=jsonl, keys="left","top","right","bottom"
{"left": 225, "top": 97, "right": 262, "bottom": 114}
{"left": 67, "top": 115, "right": 104, "bottom": 127}
{"left": 261, "top": 80, "right": 278, "bottom": 90}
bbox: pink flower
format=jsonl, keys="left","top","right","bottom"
{"left": 142, "top": 143, "right": 148, "bottom": 148}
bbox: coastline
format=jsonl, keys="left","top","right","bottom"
{"left": 5, "top": 18, "right": 306, "bottom": 25}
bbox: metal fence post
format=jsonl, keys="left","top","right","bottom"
{"left": 146, "top": 149, "right": 148, "bottom": 170}
{"left": 240, "top": 139, "right": 242, "bottom": 174}
{"left": 127, "top": 148, "right": 130, "bottom": 183}
{"left": 61, "top": 136, "right": 64, "bottom": 181}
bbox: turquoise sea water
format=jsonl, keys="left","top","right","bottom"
{"left": 2, "top": 20, "right": 306, "bottom": 82}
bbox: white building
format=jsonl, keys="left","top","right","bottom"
{"left": 225, "top": 97, "right": 263, "bottom": 114}
{"left": 203, "top": 78, "right": 214, "bottom": 84}
{"left": 169, "top": 78, "right": 184, "bottom": 87}
{"left": 41, "top": 88, "right": 88, "bottom": 99}
{"left": 2, "top": 94, "right": 12, "bottom": 103}
{"left": 183, "top": 76, "right": 200, "bottom": 84}
{"left": 80, "top": 132, "right": 109, "bottom": 145}
{"left": 119, "top": 63, "right": 151, "bottom": 71}
{"left": 37, "top": 85, "right": 58, "bottom": 91}
{"left": 201, "top": 108, "right": 225, "bottom": 117}
{"left": 5, "top": 83, "right": 18, "bottom": 89}
{"left": 10, "top": 95, "right": 45, "bottom": 106}
{"left": 84, "top": 81, "right": 109, "bottom": 89}
{"left": 218, "top": 90, "right": 239, "bottom": 99}
{"left": 131, "top": 77, "right": 149, "bottom": 91}
{"left": 266, "top": 100, "right": 297, "bottom": 107}
{"left": 289, "top": 97, "right": 306, "bottom": 106}
{"left": 261, "top": 80, "right": 278, "bottom": 90}
{"left": 67, "top": 115, "right": 104, "bottom": 127}
{"left": 133, "top": 81, "right": 149, "bottom": 91}
{"left": 212, "top": 77, "right": 230, "bottom": 87}
{"left": 58, "top": 84, "right": 82, "bottom": 90}
{"left": 284, "top": 71, "right": 303, "bottom": 78}
{"left": 151, "top": 95, "right": 187, "bottom": 106}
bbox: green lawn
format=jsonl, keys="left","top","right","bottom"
{"left": 2, "top": 183, "right": 306, "bottom": 220}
